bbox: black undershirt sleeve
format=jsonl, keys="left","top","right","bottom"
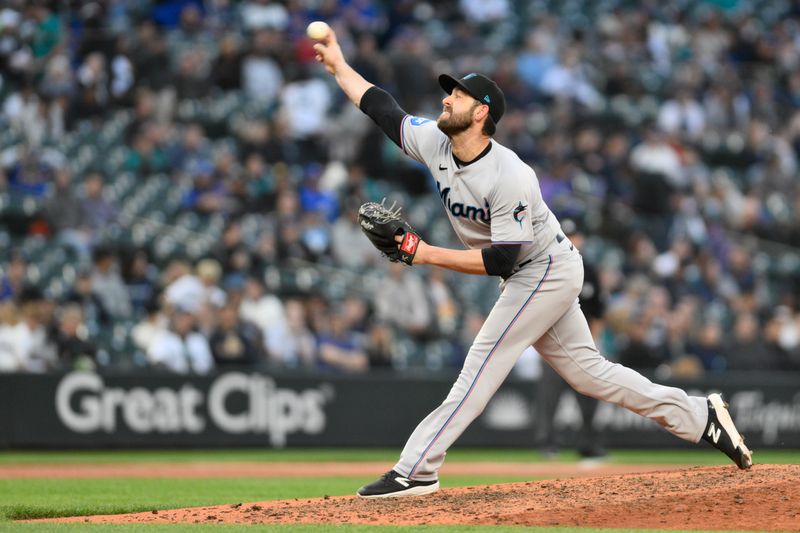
{"left": 481, "top": 244, "right": 522, "bottom": 278}
{"left": 359, "top": 86, "right": 407, "bottom": 148}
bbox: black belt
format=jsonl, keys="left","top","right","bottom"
{"left": 502, "top": 233, "right": 566, "bottom": 280}
{"left": 501, "top": 258, "right": 533, "bottom": 281}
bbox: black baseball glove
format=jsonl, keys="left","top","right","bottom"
{"left": 358, "top": 200, "right": 422, "bottom": 265}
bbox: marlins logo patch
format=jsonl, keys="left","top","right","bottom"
{"left": 513, "top": 201, "right": 528, "bottom": 227}
{"left": 410, "top": 116, "right": 431, "bottom": 126}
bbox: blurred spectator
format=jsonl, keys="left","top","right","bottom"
{"left": 316, "top": 311, "right": 368, "bottom": 373}
{"left": 209, "top": 302, "right": 265, "bottom": 367}
{"left": 617, "top": 284, "right": 671, "bottom": 369}
{"left": 213, "top": 221, "right": 250, "bottom": 274}
{"left": 147, "top": 306, "right": 214, "bottom": 374}
{"left": 240, "top": 153, "right": 275, "bottom": 210}
{"left": 363, "top": 321, "right": 396, "bottom": 369}
{"left": 90, "top": 247, "right": 132, "bottom": 320}
{"left": 44, "top": 168, "right": 90, "bottom": 259}
{"left": 164, "top": 258, "right": 226, "bottom": 315}
{"left": 350, "top": 33, "right": 393, "bottom": 90}
{"left": 212, "top": 34, "right": 243, "bottom": 91}
{"left": 31, "top": 3, "right": 61, "bottom": 60}
{"left": 5, "top": 148, "right": 53, "bottom": 197}
{"left": 240, "top": 0, "right": 289, "bottom": 31}
{"left": 278, "top": 66, "right": 331, "bottom": 159}
{"left": 166, "top": 4, "right": 217, "bottom": 71}
{"left": 704, "top": 81, "right": 750, "bottom": 131}
{"left": 0, "top": 250, "right": 28, "bottom": 302}
{"left": 687, "top": 320, "right": 726, "bottom": 373}
{"left": 174, "top": 50, "right": 211, "bottom": 100}
{"left": 72, "top": 52, "right": 109, "bottom": 118}
{"left": 53, "top": 304, "right": 97, "bottom": 371}
{"left": 124, "top": 127, "right": 169, "bottom": 176}
{"left": 110, "top": 37, "right": 136, "bottom": 106}
{"left": 3, "top": 84, "right": 39, "bottom": 134}
{"left": 0, "top": 293, "right": 56, "bottom": 373}
{"left": 725, "top": 312, "right": 777, "bottom": 371}
{"left": 764, "top": 306, "right": 800, "bottom": 370}
{"left": 239, "top": 274, "right": 286, "bottom": 355}
{"left": 65, "top": 270, "right": 112, "bottom": 329}
{"left": 132, "top": 298, "right": 167, "bottom": 356}
{"left": 664, "top": 296, "right": 698, "bottom": 362}
{"left": 268, "top": 298, "right": 315, "bottom": 367}
{"left": 657, "top": 87, "right": 706, "bottom": 140}
{"left": 331, "top": 200, "right": 382, "bottom": 269}
{"left": 276, "top": 219, "right": 315, "bottom": 264}
{"left": 122, "top": 250, "right": 158, "bottom": 317}
{"left": 299, "top": 211, "right": 332, "bottom": 261}
{"left": 390, "top": 28, "right": 437, "bottom": 114}
{"left": 340, "top": 295, "right": 370, "bottom": 334}
{"left": 299, "top": 168, "right": 338, "bottom": 221}
{"left": 0, "top": 301, "right": 19, "bottom": 371}
{"left": 242, "top": 29, "right": 284, "bottom": 105}
{"left": 181, "top": 160, "right": 230, "bottom": 214}
{"left": 540, "top": 45, "right": 603, "bottom": 109}
{"left": 171, "top": 123, "right": 213, "bottom": 174}
{"left": 427, "top": 269, "right": 459, "bottom": 336}
{"left": 80, "top": 172, "right": 118, "bottom": 236}
{"left": 131, "top": 21, "right": 174, "bottom": 114}
{"left": 460, "top": 0, "right": 510, "bottom": 24}
{"left": 374, "top": 263, "right": 432, "bottom": 340}
{"left": 75, "top": 2, "right": 114, "bottom": 59}
{"left": 517, "top": 26, "right": 558, "bottom": 92}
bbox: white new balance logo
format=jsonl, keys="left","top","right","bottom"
{"left": 394, "top": 477, "right": 411, "bottom": 488}
{"left": 707, "top": 422, "right": 722, "bottom": 444}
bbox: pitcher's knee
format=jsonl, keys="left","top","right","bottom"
{"left": 560, "top": 357, "right": 615, "bottom": 398}
{"left": 567, "top": 375, "right": 596, "bottom": 398}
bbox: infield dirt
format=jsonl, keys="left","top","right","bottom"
{"left": 38, "top": 463, "right": 799, "bottom": 530}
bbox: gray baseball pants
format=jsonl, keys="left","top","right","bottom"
{"left": 394, "top": 238, "right": 709, "bottom": 480}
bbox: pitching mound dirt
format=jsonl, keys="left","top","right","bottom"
{"left": 0, "top": 461, "right": 687, "bottom": 479}
{"left": 46, "top": 464, "right": 799, "bottom": 530}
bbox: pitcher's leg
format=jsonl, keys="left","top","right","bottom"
{"left": 534, "top": 300, "right": 708, "bottom": 442}
{"left": 394, "top": 254, "right": 573, "bottom": 480}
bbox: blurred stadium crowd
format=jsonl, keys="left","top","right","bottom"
{"left": 0, "top": 0, "right": 799, "bottom": 376}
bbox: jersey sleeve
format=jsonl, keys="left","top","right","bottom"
{"left": 488, "top": 178, "right": 535, "bottom": 244}
{"left": 399, "top": 116, "right": 445, "bottom": 165}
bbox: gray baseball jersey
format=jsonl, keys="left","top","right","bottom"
{"left": 400, "top": 115, "right": 561, "bottom": 265}
{"left": 392, "top": 116, "right": 709, "bottom": 480}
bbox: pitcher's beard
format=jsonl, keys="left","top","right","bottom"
{"left": 437, "top": 109, "right": 472, "bottom": 136}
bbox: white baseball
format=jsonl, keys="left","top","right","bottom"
{"left": 306, "top": 21, "right": 330, "bottom": 40}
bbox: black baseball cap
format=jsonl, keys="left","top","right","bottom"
{"left": 438, "top": 73, "right": 506, "bottom": 123}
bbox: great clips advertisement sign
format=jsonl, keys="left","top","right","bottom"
{"left": 1, "top": 371, "right": 799, "bottom": 448}
{"left": 0, "top": 371, "right": 458, "bottom": 448}
{"left": 54, "top": 372, "right": 332, "bottom": 447}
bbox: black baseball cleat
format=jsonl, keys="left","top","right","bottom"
{"left": 702, "top": 393, "right": 753, "bottom": 470}
{"left": 356, "top": 470, "right": 439, "bottom": 498}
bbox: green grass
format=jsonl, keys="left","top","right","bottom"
{"left": 0, "top": 449, "right": 797, "bottom": 532}
{"left": 0, "top": 475, "right": 534, "bottom": 522}
{"left": 1, "top": 447, "right": 798, "bottom": 465}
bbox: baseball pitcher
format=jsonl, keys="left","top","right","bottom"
{"left": 312, "top": 27, "right": 752, "bottom": 498}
